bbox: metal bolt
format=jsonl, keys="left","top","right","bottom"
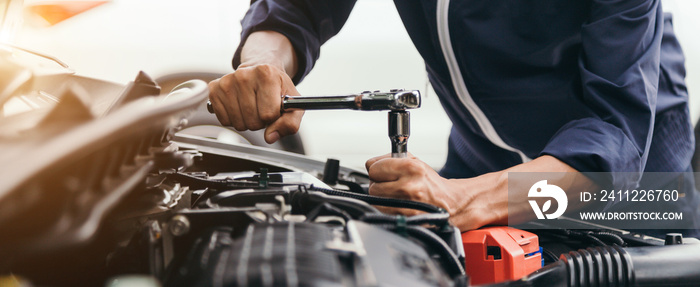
{"left": 169, "top": 215, "right": 190, "bottom": 236}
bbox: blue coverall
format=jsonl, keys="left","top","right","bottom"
{"left": 234, "top": 0, "right": 700, "bottom": 236}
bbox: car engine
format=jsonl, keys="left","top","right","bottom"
{"left": 2, "top": 45, "right": 700, "bottom": 287}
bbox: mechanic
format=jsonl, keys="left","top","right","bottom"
{"left": 208, "top": 0, "right": 700, "bottom": 237}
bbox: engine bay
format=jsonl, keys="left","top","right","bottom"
{"left": 2, "top": 46, "right": 700, "bottom": 286}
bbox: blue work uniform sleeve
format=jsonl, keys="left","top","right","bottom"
{"left": 540, "top": 0, "right": 664, "bottom": 189}
{"left": 232, "top": 0, "right": 357, "bottom": 84}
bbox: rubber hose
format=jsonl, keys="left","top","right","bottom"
{"left": 309, "top": 185, "right": 445, "bottom": 214}
{"left": 559, "top": 244, "right": 700, "bottom": 287}
{"left": 361, "top": 213, "right": 450, "bottom": 226}
{"left": 490, "top": 244, "right": 700, "bottom": 287}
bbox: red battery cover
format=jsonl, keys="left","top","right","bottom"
{"left": 461, "top": 227, "right": 542, "bottom": 285}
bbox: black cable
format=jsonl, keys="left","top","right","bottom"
{"left": 337, "top": 179, "right": 367, "bottom": 194}
{"left": 543, "top": 229, "right": 625, "bottom": 247}
{"left": 408, "top": 213, "right": 450, "bottom": 225}
{"left": 541, "top": 247, "right": 560, "bottom": 263}
{"left": 308, "top": 185, "right": 445, "bottom": 214}
{"left": 358, "top": 213, "right": 397, "bottom": 224}
{"left": 305, "top": 202, "right": 352, "bottom": 223}
{"left": 568, "top": 230, "right": 612, "bottom": 247}
{"left": 591, "top": 231, "right": 626, "bottom": 246}
{"left": 375, "top": 224, "right": 465, "bottom": 277}
{"left": 582, "top": 232, "right": 608, "bottom": 246}
{"left": 293, "top": 185, "right": 382, "bottom": 217}
{"left": 360, "top": 213, "right": 450, "bottom": 227}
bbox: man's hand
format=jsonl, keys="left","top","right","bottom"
{"left": 365, "top": 154, "right": 590, "bottom": 231}
{"left": 365, "top": 154, "right": 504, "bottom": 230}
{"left": 209, "top": 64, "right": 303, "bottom": 144}
{"left": 208, "top": 31, "right": 303, "bottom": 144}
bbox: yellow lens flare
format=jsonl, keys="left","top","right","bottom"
{"left": 27, "top": 1, "right": 107, "bottom": 26}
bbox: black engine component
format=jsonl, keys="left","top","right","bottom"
{"left": 168, "top": 223, "right": 343, "bottom": 287}
{"left": 154, "top": 172, "right": 464, "bottom": 287}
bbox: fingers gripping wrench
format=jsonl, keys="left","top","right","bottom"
{"left": 207, "top": 89, "right": 421, "bottom": 158}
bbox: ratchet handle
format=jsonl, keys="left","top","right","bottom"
{"left": 206, "top": 89, "right": 421, "bottom": 114}
{"left": 205, "top": 95, "right": 355, "bottom": 114}
{"left": 205, "top": 96, "right": 355, "bottom": 114}
{"left": 282, "top": 90, "right": 421, "bottom": 111}
{"left": 281, "top": 95, "right": 361, "bottom": 111}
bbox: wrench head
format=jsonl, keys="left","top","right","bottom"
{"left": 391, "top": 90, "right": 421, "bottom": 110}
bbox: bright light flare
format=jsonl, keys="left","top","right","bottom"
{"left": 1, "top": 0, "right": 24, "bottom": 43}
{"left": 26, "top": 1, "right": 107, "bottom": 26}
